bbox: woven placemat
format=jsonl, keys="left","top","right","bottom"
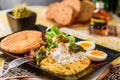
{"left": 103, "top": 64, "right": 120, "bottom": 80}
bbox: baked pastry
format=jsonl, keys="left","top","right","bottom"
{"left": 46, "top": 2, "right": 74, "bottom": 26}
{"left": 0, "top": 30, "right": 42, "bottom": 54}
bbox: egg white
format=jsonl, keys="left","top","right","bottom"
{"left": 86, "top": 50, "right": 107, "bottom": 62}
{"left": 76, "top": 41, "right": 95, "bottom": 51}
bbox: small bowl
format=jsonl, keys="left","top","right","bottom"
{"left": 7, "top": 11, "right": 37, "bottom": 32}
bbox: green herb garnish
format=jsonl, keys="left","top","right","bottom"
{"left": 36, "top": 46, "right": 46, "bottom": 65}
{"left": 69, "top": 44, "right": 86, "bottom": 53}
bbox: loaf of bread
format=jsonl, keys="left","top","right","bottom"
{"left": 46, "top": 0, "right": 96, "bottom": 26}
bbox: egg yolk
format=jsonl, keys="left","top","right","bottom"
{"left": 91, "top": 50, "right": 104, "bottom": 56}
{"left": 80, "top": 43, "right": 92, "bottom": 48}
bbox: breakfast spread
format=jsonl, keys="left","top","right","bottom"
{"left": 46, "top": 0, "right": 95, "bottom": 26}
{"left": 35, "top": 25, "right": 91, "bottom": 75}
{"left": 0, "top": 30, "right": 42, "bottom": 54}
{"left": 0, "top": 0, "right": 119, "bottom": 79}
{"left": 0, "top": 25, "right": 108, "bottom": 76}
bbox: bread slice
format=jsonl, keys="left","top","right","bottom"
{"left": 46, "top": 3, "right": 74, "bottom": 26}
{"left": 54, "top": 4, "right": 74, "bottom": 26}
{"left": 46, "top": 2, "right": 60, "bottom": 20}
{"left": 77, "top": 0, "right": 95, "bottom": 23}
{"left": 61, "top": 0, "right": 81, "bottom": 18}
{"left": 0, "top": 30, "right": 42, "bottom": 54}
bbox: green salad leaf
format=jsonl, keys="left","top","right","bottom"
{"left": 45, "top": 25, "right": 76, "bottom": 52}
{"left": 68, "top": 36, "right": 75, "bottom": 45}
{"left": 36, "top": 25, "right": 77, "bottom": 62}
{"left": 36, "top": 46, "right": 46, "bottom": 65}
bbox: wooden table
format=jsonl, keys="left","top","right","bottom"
{"left": 0, "top": 6, "right": 120, "bottom": 80}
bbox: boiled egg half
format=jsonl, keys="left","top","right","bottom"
{"left": 86, "top": 50, "right": 107, "bottom": 62}
{"left": 76, "top": 41, "right": 95, "bottom": 51}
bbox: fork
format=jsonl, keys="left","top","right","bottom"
{"left": 0, "top": 57, "right": 32, "bottom": 77}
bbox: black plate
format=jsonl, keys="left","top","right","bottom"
{"left": 0, "top": 24, "right": 120, "bottom": 80}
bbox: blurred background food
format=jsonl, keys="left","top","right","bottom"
{"left": 12, "top": 3, "right": 31, "bottom": 18}
{"left": 0, "top": 0, "right": 119, "bottom": 17}
{"left": 0, "top": 0, "right": 119, "bottom": 33}
{"left": 46, "top": 0, "right": 95, "bottom": 26}
{"left": 45, "top": 0, "right": 118, "bottom": 26}
{"left": 0, "top": 0, "right": 61, "bottom": 9}
{"left": 0, "top": 0, "right": 120, "bottom": 23}
{"left": 7, "top": 3, "right": 37, "bottom": 32}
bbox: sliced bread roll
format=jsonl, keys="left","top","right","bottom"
{"left": 46, "top": 2, "right": 60, "bottom": 20}
{"left": 77, "top": 0, "right": 95, "bottom": 23}
{"left": 46, "top": 3, "right": 74, "bottom": 26}
{"left": 61, "top": 0, "right": 81, "bottom": 18}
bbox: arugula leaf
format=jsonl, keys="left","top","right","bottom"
{"left": 36, "top": 47, "right": 46, "bottom": 65}
{"left": 69, "top": 44, "right": 86, "bottom": 53}
{"left": 50, "top": 25, "right": 61, "bottom": 34}
{"left": 68, "top": 36, "right": 75, "bottom": 45}
{"left": 44, "top": 25, "right": 76, "bottom": 54}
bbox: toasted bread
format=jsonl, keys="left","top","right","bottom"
{"left": 0, "top": 30, "right": 42, "bottom": 54}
